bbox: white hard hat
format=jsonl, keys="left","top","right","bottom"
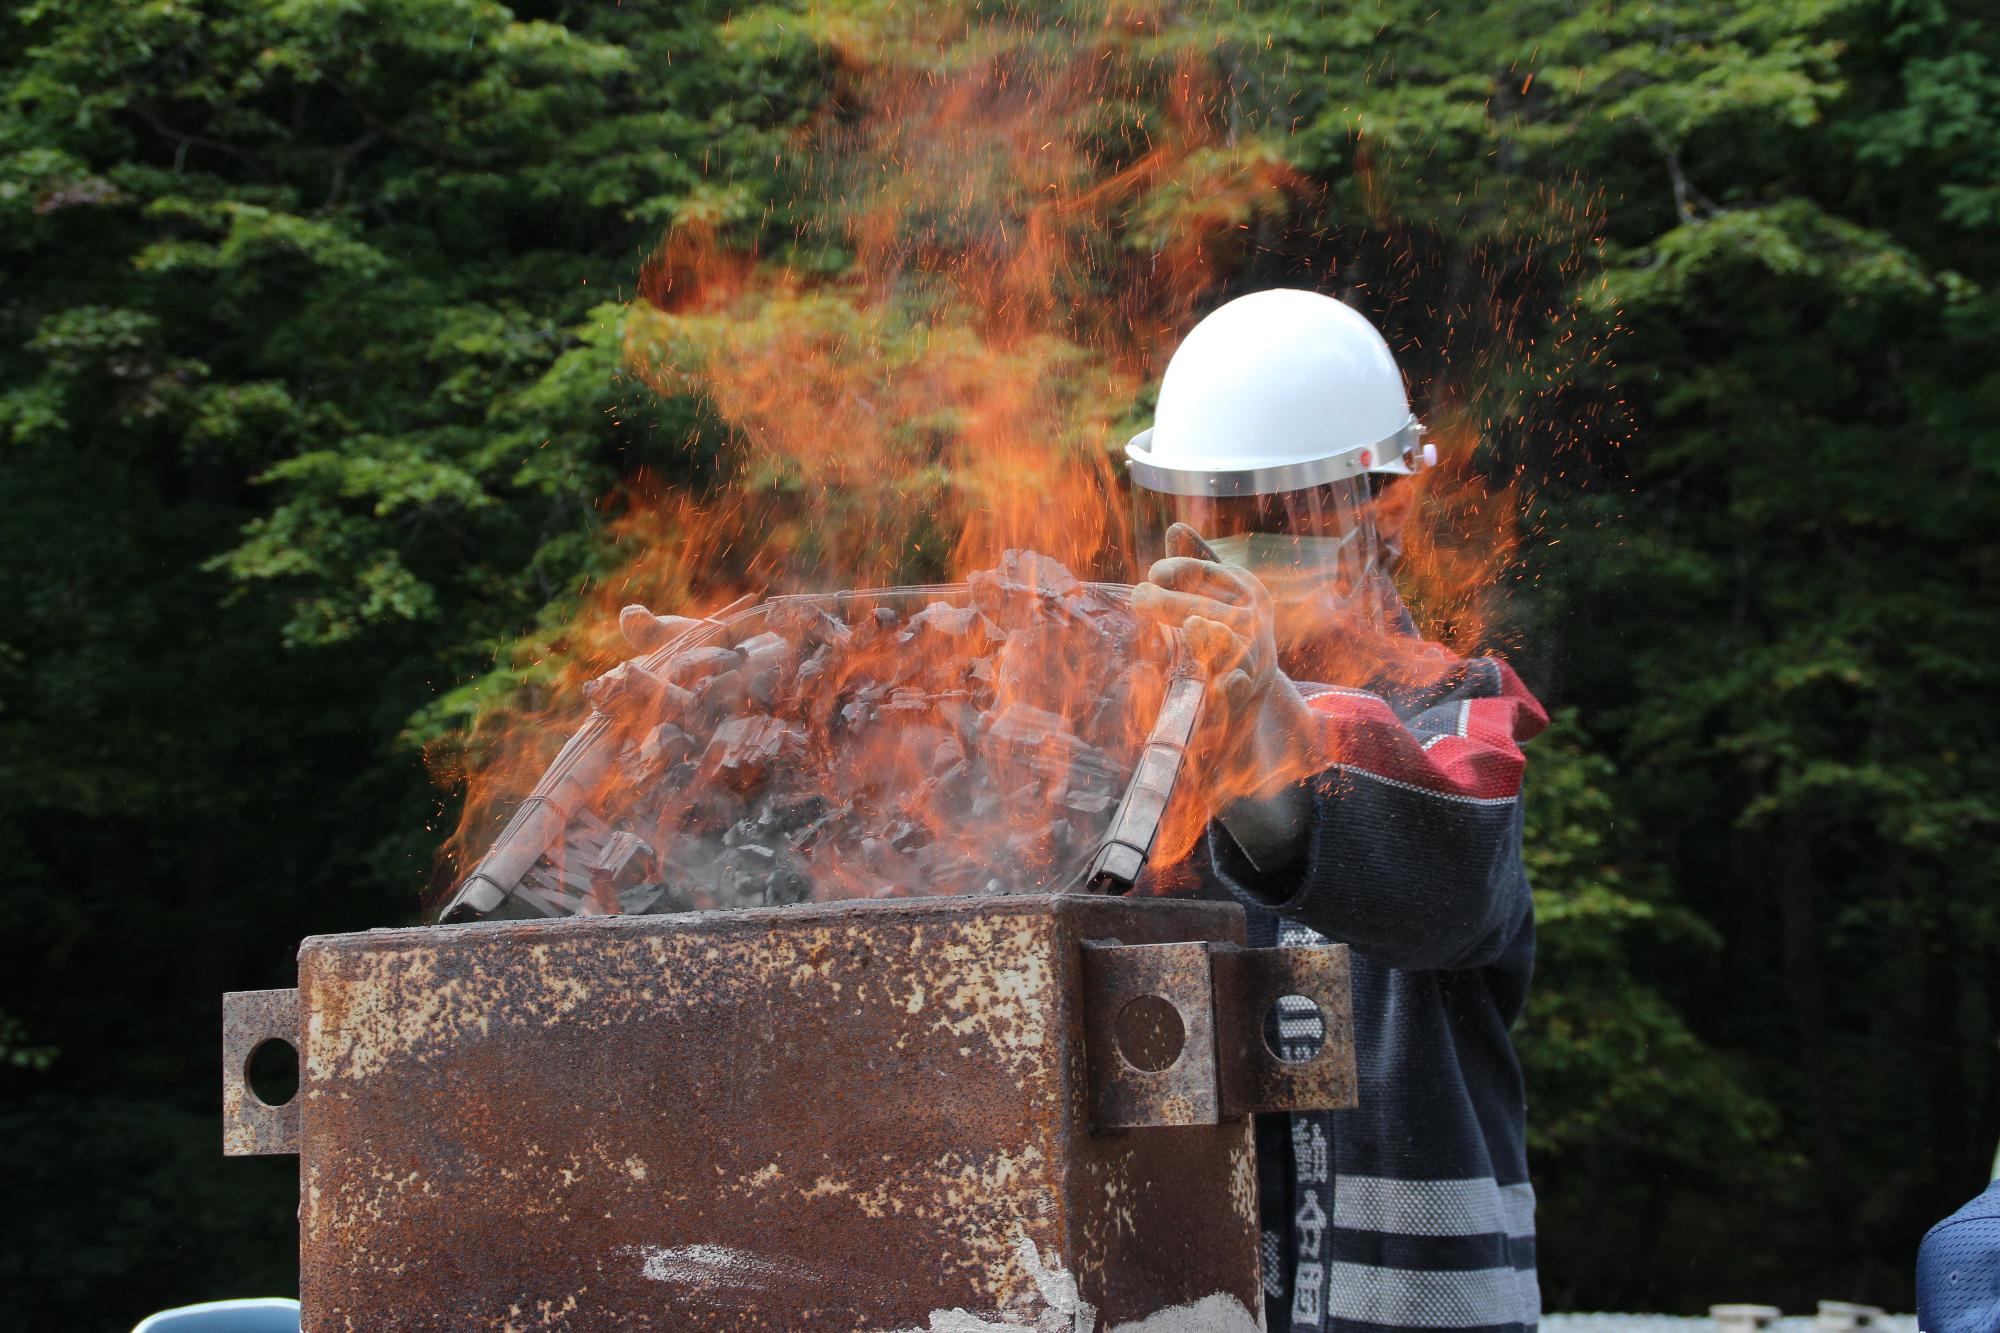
{"left": 1125, "top": 288, "right": 1433, "bottom": 497}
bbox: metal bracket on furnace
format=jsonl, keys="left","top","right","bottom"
{"left": 1082, "top": 940, "right": 1356, "bottom": 1130}
{"left": 222, "top": 988, "right": 300, "bottom": 1157}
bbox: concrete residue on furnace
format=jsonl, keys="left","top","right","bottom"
{"left": 625, "top": 1242, "right": 832, "bottom": 1302}
{"left": 881, "top": 1233, "right": 1260, "bottom": 1333}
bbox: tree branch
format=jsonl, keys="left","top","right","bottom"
{"left": 1631, "top": 113, "right": 1721, "bottom": 222}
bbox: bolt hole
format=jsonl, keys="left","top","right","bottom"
{"left": 245, "top": 1037, "right": 299, "bottom": 1108}
{"left": 1115, "top": 994, "right": 1186, "bottom": 1072}
{"left": 1263, "top": 993, "right": 1325, "bottom": 1064}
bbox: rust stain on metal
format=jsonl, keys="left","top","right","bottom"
{"left": 1083, "top": 940, "right": 1359, "bottom": 1132}
{"left": 233, "top": 893, "right": 1357, "bottom": 1330}
{"left": 222, "top": 988, "right": 300, "bottom": 1157}
{"left": 1080, "top": 942, "right": 1217, "bottom": 1128}
{"left": 1212, "top": 941, "right": 1359, "bottom": 1119}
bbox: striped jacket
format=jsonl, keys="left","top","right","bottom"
{"left": 1205, "top": 646, "right": 1548, "bottom": 1333}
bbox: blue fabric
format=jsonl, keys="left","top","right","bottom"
{"left": 1919, "top": 1180, "right": 2000, "bottom": 1333}
{"left": 1202, "top": 659, "right": 1539, "bottom": 1333}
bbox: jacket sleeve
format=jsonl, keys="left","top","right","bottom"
{"left": 1917, "top": 1184, "right": 2000, "bottom": 1333}
{"left": 1208, "top": 657, "right": 1549, "bottom": 972}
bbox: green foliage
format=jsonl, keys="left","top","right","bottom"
{"left": 1522, "top": 712, "right": 1774, "bottom": 1171}
{"left": 0, "top": 1013, "right": 56, "bottom": 1071}
{"left": 3, "top": 0, "right": 1996, "bottom": 1322}
{"left": 1520, "top": 714, "right": 1794, "bottom": 1304}
{"left": 0, "top": 1, "right": 828, "bottom": 1324}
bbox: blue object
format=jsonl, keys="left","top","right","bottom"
{"left": 1918, "top": 1179, "right": 2000, "bottom": 1333}
{"left": 131, "top": 1298, "right": 301, "bottom": 1333}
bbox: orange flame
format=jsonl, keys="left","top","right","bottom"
{"left": 433, "top": 6, "right": 1604, "bottom": 910}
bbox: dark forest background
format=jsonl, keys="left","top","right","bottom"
{"left": 3, "top": 0, "right": 1996, "bottom": 1327}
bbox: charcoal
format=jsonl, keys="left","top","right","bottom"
{"left": 837, "top": 686, "right": 885, "bottom": 731}
{"left": 919, "top": 850, "right": 988, "bottom": 897}
{"left": 904, "top": 601, "right": 998, "bottom": 651}
{"left": 987, "top": 708, "right": 1123, "bottom": 801}
{"left": 785, "top": 806, "right": 846, "bottom": 851}
{"left": 584, "top": 661, "right": 673, "bottom": 718}
{"left": 702, "top": 716, "right": 798, "bottom": 787}
{"left": 666, "top": 645, "right": 742, "bottom": 686}
{"left": 1066, "top": 741, "right": 1121, "bottom": 788}
{"left": 771, "top": 795, "right": 830, "bottom": 831}
{"left": 696, "top": 668, "right": 749, "bottom": 718}
{"left": 967, "top": 548, "right": 1086, "bottom": 629}
{"left": 938, "top": 697, "right": 982, "bottom": 753}
{"left": 1090, "top": 662, "right": 1165, "bottom": 741}
{"left": 1058, "top": 785, "right": 1116, "bottom": 815}
{"left": 1002, "top": 830, "right": 1047, "bottom": 866}
{"left": 539, "top": 552, "right": 1167, "bottom": 917}
{"left": 995, "top": 622, "right": 1108, "bottom": 712}
{"left": 646, "top": 877, "right": 713, "bottom": 914}
{"left": 984, "top": 703, "right": 1069, "bottom": 750}
{"left": 736, "top": 631, "right": 791, "bottom": 674}
{"left": 590, "top": 829, "right": 652, "bottom": 881}
{"left": 736, "top": 632, "right": 792, "bottom": 707}
{"left": 762, "top": 864, "right": 814, "bottom": 906}
{"left": 639, "top": 723, "right": 695, "bottom": 771}
{"left": 683, "top": 782, "right": 748, "bottom": 833}
{"left": 618, "top": 883, "right": 669, "bottom": 915}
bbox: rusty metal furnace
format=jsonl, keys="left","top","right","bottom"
{"left": 224, "top": 893, "right": 1355, "bottom": 1331}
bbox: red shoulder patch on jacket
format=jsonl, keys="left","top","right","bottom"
{"left": 1302, "top": 660, "right": 1547, "bottom": 803}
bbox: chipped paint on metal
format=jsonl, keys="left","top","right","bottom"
{"left": 302, "top": 913, "right": 1055, "bottom": 1088}
{"left": 890, "top": 1233, "right": 1096, "bottom": 1333}
{"left": 1228, "top": 1129, "right": 1260, "bottom": 1230}
{"left": 627, "top": 1242, "right": 830, "bottom": 1297}
{"left": 884, "top": 1233, "right": 1259, "bottom": 1333}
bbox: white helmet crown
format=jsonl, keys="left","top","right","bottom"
{"left": 1126, "top": 288, "right": 1431, "bottom": 497}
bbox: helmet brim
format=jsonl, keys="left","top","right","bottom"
{"left": 1125, "top": 419, "right": 1422, "bottom": 497}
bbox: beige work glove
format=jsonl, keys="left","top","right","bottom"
{"left": 1131, "top": 523, "right": 1320, "bottom": 877}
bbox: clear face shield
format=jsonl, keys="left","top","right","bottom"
{"left": 1130, "top": 477, "right": 1384, "bottom": 651}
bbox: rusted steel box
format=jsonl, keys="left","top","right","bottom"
{"left": 223, "top": 893, "right": 1354, "bottom": 1331}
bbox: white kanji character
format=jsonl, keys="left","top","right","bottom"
{"left": 1291, "top": 1262, "right": 1324, "bottom": 1324}
{"left": 1295, "top": 1190, "right": 1328, "bottom": 1260}
{"left": 1292, "top": 1120, "right": 1329, "bottom": 1185}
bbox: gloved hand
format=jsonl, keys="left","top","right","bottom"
{"left": 1131, "top": 523, "right": 1321, "bottom": 877}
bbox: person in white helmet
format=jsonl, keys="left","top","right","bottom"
{"left": 1128, "top": 289, "right": 1549, "bottom": 1333}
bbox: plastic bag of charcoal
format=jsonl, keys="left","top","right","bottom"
{"left": 440, "top": 550, "right": 1205, "bottom": 923}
